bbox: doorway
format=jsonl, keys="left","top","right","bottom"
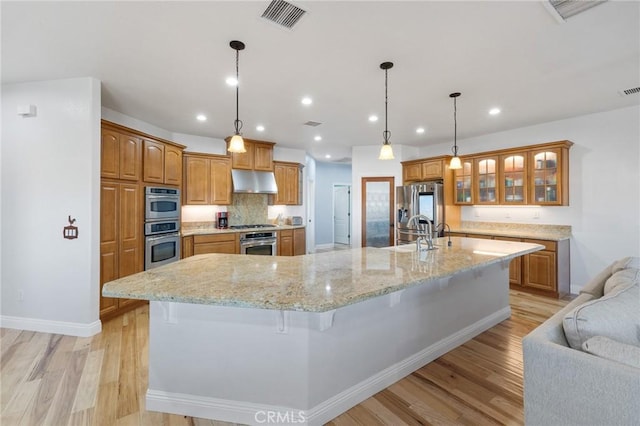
{"left": 361, "top": 177, "right": 395, "bottom": 248}
{"left": 333, "top": 185, "right": 351, "bottom": 246}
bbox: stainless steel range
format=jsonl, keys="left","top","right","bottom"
{"left": 235, "top": 225, "right": 277, "bottom": 256}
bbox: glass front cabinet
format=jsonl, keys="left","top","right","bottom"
{"left": 454, "top": 159, "right": 473, "bottom": 204}
{"left": 500, "top": 153, "right": 527, "bottom": 205}
{"left": 529, "top": 146, "right": 568, "bottom": 205}
{"left": 474, "top": 156, "right": 499, "bottom": 204}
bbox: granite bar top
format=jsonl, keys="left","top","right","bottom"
{"left": 181, "top": 223, "right": 305, "bottom": 237}
{"left": 102, "top": 237, "right": 542, "bottom": 313}
{"left": 450, "top": 221, "right": 571, "bottom": 241}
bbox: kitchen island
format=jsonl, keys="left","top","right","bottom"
{"left": 103, "top": 237, "right": 542, "bottom": 425}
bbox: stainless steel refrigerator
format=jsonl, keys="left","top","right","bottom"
{"left": 396, "top": 181, "right": 444, "bottom": 245}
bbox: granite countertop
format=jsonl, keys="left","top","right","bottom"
{"left": 182, "top": 224, "right": 305, "bottom": 237}
{"left": 102, "top": 237, "right": 542, "bottom": 313}
{"left": 450, "top": 221, "right": 571, "bottom": 241}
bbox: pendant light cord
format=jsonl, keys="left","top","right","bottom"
{"left": 452, "top": 95, "right": 458, "bottom": 156}
{"left": 383, "top": 67, "right": 390, "bottom": 144}
{"left": 234, "top": 48, "right": 242, "bottom": 134}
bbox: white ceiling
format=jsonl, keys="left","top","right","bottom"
{"left": 2, "top": 1, "right": 639, "bottom": 162}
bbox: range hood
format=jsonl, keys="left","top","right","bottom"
{"left": 231, "top": 169, "right": 278, "bottom": 194}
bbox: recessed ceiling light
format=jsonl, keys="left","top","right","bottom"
{"left": 314, "top": 136, "right": 322, "bottom": 141}
{"left": 325, "top": 154, "right": 331, "bottom": 159}
{"left": 489, "top": 108, "right": 501, "bottom": 116}
{"left": 301, "top": 97, "right": 313, "bottom": 106}
{"left": 368, "top": 115, "right": 378, "bottom": 122}
{"left": 256, "top": 125, "right": 265, "bottom": 132}
{"left": 226, "top": 77, "right": 238, "bottom": 86}
{"left": 196, "top": 114, "right": 207, "bottom": 122}
{"left": 416, "top": 127, "right": 425, "bottom": 134}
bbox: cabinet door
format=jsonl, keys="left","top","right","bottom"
{"left": 194, "top": 234, "right": 238, "bottom": 254}
{"left": 254, "top": 143, "right": 274, "bottom": 171}
{"left": 184, "top": 156, "right": 210, "bottom": 205}
{"left": 278, "top": 230, "right": 294, "bottom": 256}
{"left": 403, "top": 163, "right": 423, "bottom": 183}
{"left": 101, "top": 129, "right": 120, "bottom": 179}
{"left": 530, "top": 149, "right": 564, "bottom": 205}
{"left": 272, "top": 163, "right": 287, "bottom": 205}
{"left": 501, "top": 154, "right": 527, "bottom": 204}
{"left": 164, "top": 145, "right": 182, "bottom": 186}
{"left": 523, "top": 244, "right": 557, "bottom": 293}
{"left": 285, "top": 165, "right": 299, "bottom": 204}
{"left": 119, "top": 134, "right": 142, "bottom": 181}
{"left": 118, "top": 183, "right": 142, "bottom": 280}
{"left": 231, "top": 141, "right": 254, "bottom": 170}
{"left": 100, "top": 182, "right": 119, "bottom": 317}
{"left": 475, "top": 157, "right": 498, "bottom": 204}
{"left": 182, "top": 236, "right": 194, "bottom": 258}
{"left": 495, "top": 236, "right": 523, "bottom": 286}
{"left": 210, "top": 156, "right": 232, "bottom": 205}
{"left": 293, "top": 228, "right": 306, "bottom": 255}
{"left": 454, "top": 159, "right": 473, "bottom": 204}
{"left": 422, "top": 160, "right": 442, "bottom": 180}
{"left": 143, "top": 140, "right": 165, "bottom": 183}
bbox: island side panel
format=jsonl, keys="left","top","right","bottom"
{"left": 145, "top": 261, "right": 511, "bottom": 426}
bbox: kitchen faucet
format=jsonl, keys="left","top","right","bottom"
{"left": 434, "top": 222, "right": 453, "bottom": 247}
{"left": 407, "top": 214, "right": 435, "bottom": 251}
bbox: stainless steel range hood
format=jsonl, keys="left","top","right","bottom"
{"left": 231, "top": 169, "right": 278, "bottom": 194}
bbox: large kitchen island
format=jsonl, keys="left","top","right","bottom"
{"left": 103, "top": 237, "right": 542, "bottom": 425}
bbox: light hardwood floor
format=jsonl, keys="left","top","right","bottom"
{"left": 1, "top": 290, "right": 568, "bottom": 426}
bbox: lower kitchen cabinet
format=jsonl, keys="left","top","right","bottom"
{"left": 190, "top": 233, "right": 239, "bottom": 255}
{"left": 100, "top": 180, "right": 146, "bottom": 320}
{"left": 278, "top": 228, "right": 306, "bottom": 256}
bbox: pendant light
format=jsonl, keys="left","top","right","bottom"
{"left": 449, "top": 92, "right": 462, "bottom": 169}
{"left": 378, "top": 61, "right": 395, "bottom": 160}
{"left": 228, "top": 40, "right": 246, "bottom": 153}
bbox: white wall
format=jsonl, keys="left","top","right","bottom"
{"left": 1, "top": 78, "right": 102, "bottom": 336}
{"left": 417, "top": 105, "right": 640, "bottom": 290}
{"left": 172, "top": 132, "right": 226, "bottom": 155}
{"left": 315, "top": 162, "right": 352, "bottom": 245}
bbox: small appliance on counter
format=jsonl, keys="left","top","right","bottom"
{"left": 286, "top": 216, "right": 304, "bottom": 226}
{"left": 216, "top": 212, "right": 228, "bottom": 229}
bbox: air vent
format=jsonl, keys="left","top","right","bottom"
{"left": 261, "top": 0, "right": 306, "bottom": 29}
{"left": 619, "top": 86, "right": 640, "bottom": 96}
{"left": 544, "top": 0, "right": 606, "bottom": 22}
{"left": 303, "top": 121, "right": 322, "bottom": 127}
{"left": 333, "top": 157, "right": 352, "bottom": 164}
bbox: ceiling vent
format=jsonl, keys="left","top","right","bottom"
{"left": 261, "top": 0, "right": 307, "bottom": 30}
{"left": 304, "top": 121, "right": 322, "bottom": 127}
{"left": 618, "top": 86, "right": 640, "bottom": 96}
{"left": 333, "top": 157, "right": 352, "bottom": 164}
{"left": 544, "top": 0, "right": 607, "bottom": 22}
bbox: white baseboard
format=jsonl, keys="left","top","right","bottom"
{"left": 0, "top": 315, "right": 102, "bottom": 337}
{"left": 146, "top": 306, "right": 510, "bottom": 426}
{"left": 314, "top": 243, "right": 334, "bottom": 250}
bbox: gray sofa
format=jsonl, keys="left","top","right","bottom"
{"left": 523, "top": 257, "right": 640, "bottom": 426}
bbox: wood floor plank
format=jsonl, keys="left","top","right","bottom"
{"left": 0, "top": 289, "right": 568, "bottom": 425}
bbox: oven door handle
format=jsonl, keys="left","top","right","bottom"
{"left": 146, "top": 232, "right": 180, "bottom": 242}
{"left": 240, "top": 239, "right": 277, "bottom": 247}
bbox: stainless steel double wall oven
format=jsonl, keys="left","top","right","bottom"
{"left": 144, "top": 187, "right": 181, "bottom": 269}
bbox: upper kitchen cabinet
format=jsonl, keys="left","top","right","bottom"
{"left": 401, "top": 156, "right": 447, "bottom": 184}
{"left": 183, "top": 152, "right": 232, "bottom": 205}
{"left": 474, "top": 156, "right": 499, "bottom": 205}
{"left": 454, "top": 158, "right": 473, "bottom": 204}
{"left": 500, "top": 152, "right": 528, "bottom": 205}
{"left": 143, "top": 139, "right": 184, "bottom": 186}
{"left": 529, "top": 142, "right": 572, "bottom": 206}
{"left": 101, "top": 127, "right": 141, "bottom": 181}
{"left": 270, "top": 161, "right": 303, "bottom": 205}
{"left": 226, "top": 138, "right": 275, "bottom": 171}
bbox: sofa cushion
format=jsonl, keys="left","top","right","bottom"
{"left": 563, "top": 283, "right": 640, "bottom": 350}
{"left": 582, "top": 336, "right": 640, "bottom": 369}
{"left": 611, "top": 256, "right": 640, "bottom": 274}
{"left": 604, "top": 268, "right": 640, "bottom": 295}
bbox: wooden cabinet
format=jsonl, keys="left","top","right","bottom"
{"left": 143, "top": 139, "right": 184, "bottom": 186}
{"left": 495, "top": 236, "right": 523, "bottom": 286}
{"left": 192, "top": 233, "right": 239, "bottom": 255}
{"left": 183, "top": 153, "right": 232, "bottom": 205}
{"left": 401, "top": 157, "right": 447, "bottom": 184}
{"left": 100, "top": 180, "right": 145, "bottom": 320}
{"left": 101, "top": 128, "right": 141, "bottom": 181}
{"left": 529, "top": 146, "right": 570, "bottom": 206}
{"left": 474, "top": 156, "right": 499, "bottom": 205}
{"left": 278, "top": 228, "right": 306, "bottom": 256}
{"left": 226, "top": 138, "right": 275, "bottom": 171}
{"left": 454, "top": 159, "right": 473, "bottom": 204}
{"left": 500, "top": 153, "right": 527, "bottom": 205}
{"left": 182, "top": 236, "right": 194, "bottom": 258}
{"left": 271, "top": 161, "right": 303, "bottom": 205}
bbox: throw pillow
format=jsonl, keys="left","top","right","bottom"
{"left": 563, "top": 283, "right": 640, "bottom": 350}
{"left": 604, "top": 268, "right": 640, "bottom": 295}
{"left": 611, "top": 256, "right": 640, "bottom": 274}
{"left": 582, "top": 336, "right": 640, "bottom": 369}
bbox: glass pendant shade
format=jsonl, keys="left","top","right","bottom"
{"left": 379, "top": 143, "right": 394, "bottom": 160}
{"left": 228, "top": 134, "right": 246, "bottom": 153}
{"left": 449, "top": 155, "right": 462, "bottom": 170}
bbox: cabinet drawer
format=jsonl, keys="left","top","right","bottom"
{"left": 194, "top": 233, "right": 237, "bottom": 244}
{"left": 524, "top": 239, "right": 556, "bottom": 251}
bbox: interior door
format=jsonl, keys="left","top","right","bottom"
{"left": 361, "top": 177, "right": 395, "bottom": 248}
{"left": 334, "top": 185, "right": 351, "bottom": 245}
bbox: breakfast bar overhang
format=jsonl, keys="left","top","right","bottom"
{"left": 103, "top": 237, "right": 543, "bottom": 425}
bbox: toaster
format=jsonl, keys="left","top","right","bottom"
{"left": 288, "top": 216, "right": 303, "bottom": 226}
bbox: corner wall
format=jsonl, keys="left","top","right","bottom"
{"left": 1, "top": 78, "right": 102, "bottom": 336}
